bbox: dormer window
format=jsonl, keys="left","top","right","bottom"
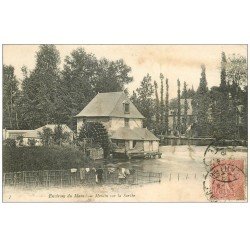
{"left": 123, "top": 100, "right": 130, "bottom": 114}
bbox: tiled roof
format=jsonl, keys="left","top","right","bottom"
{"left": 35, "top": 124, "right": 73, "bottom": 134}
{"left": 75, "top": 92, "right": 144, "bottom": 119}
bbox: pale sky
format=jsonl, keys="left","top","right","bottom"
{"left": 3, "top": 44, "right": 247, "bottom": 99}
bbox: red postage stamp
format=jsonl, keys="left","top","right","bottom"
{"left": 204, "top": 159, "right": 246, "bottom": 201}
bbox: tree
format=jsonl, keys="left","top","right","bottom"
{"left": 227, "top": 54, "right": 247, "bottom": 88}
{"left": 3, "top": 65, "right": 20, "bottom": 129}
{"left": 78, "top": 122, "right": 110, "bottom": 158}
{"left": 53, "top": 125, "right": 70, "bottom": 145}
{"left": 154, "top": 81, "right": 160, "bottom": 133}
{"left": 165, "top": 78, "right": 169, "bottom": 135}
{"left": 131, "top": 74, "right": 155, "bottom": 129}
{"left": 219, "top": 52, "right": 234, "bottom": 137}
{"left": 173, "top": 111, "right": 177, "bottom": 135}
{"left": 28, "top": 138, "right": 36, "bottom": 147}
{"left": 241, "top": 86, "right": 248, "bottom": 140}
{"left": 182, "top": 85, "right": 195, "bottom": 98}
{"left": 160, "top": 73, "right": 165, "bottom": 131}
{"left": 194, "top": 65, "right": 210, "bottom": 137}
{"left": 16, "top": 135, "right": 24, "bottom": 147}
{"left": 177, "top": 79, "right": 181, "bottom": 134}
{"left": 211, "top": 52, "right": 238, "bottom": 139}
{"left": 226, "top": 54, "right": 247, "bottom": 139}
{"left": 130, "top": 91, "right": 139, "bottom": 108}
{"left": 39, "top": 127, "right": 53, "bottom": 146}
{"left": 61, "top": 48, "right": 133, "bottom": 128}
{"left": 19, "top": 45, "right": 62, "bottom": 129}
{"left": 210, "top": 86, "right": 222, "bottom": 137}
{"left": 169, "top": 98, "right": 178, "bottom": 134}
{"left": 95, "top": 58, "right": 133, "bottom": 93}
{"left": 183, "top": 81, "right": 188, "bottom": 133}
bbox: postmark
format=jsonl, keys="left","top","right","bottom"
{"left": 203, "top": 159, "right": 246, "bottom": 201}
{"left": 203, "top": 139, "right": 245, "bottom": 171}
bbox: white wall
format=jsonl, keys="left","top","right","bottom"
{"left": 129, "top": 118, "right": 143, "bottom": 129}
{"left": 77, "top": 117, "right": 144, "bottom": 134}
{"left": 144, "top": 141, "right": 150, "bottom": 151}
{"left": 109, "top": 117, "right": 124, "bottom": 131}
{"left": 153, "top": 141, "right": 159, "bottom": 151}
{"left": 77, "top": 118, "right": 84, "bottom": 133}
{"left": 110, "top": 117, "right": 143, "bottom": 130}
{"left": 144, "top": 141, "right": 159, "bottom": 152}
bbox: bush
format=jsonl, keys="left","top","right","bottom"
{"left": 28, "top": 138, "right": 37, "bottom": 146}
{"left": 2, "top": 145, "right": 91, "bottom": 173}
{"left": 4, "top": 139, "right": 16, "bottom": 148}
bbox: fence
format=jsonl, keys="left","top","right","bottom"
{"left": 3, "top": 169, "right": 162, "bottom": 188}
{"left": 159, "top": 136, "right": 248, "bottom": 147}
{"left": 159, "top": 137, "right": 215, "bottom": 146}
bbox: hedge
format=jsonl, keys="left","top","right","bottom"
{"left": 2, "top": 145, "right": 91, "bottom": 173}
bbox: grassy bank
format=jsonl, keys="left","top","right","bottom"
{"left": 3, "top": 145, "right": 90, "bottom": 172}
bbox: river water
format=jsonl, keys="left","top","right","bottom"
{"left": 112, "top": 145, "right": 208, "bottom": 181}
{"left": 115, "top": 145, "right": 247, "bottom": 181}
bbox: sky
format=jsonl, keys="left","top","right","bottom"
{"left": 3, "top": 44, "right": 247, "bottom": 99}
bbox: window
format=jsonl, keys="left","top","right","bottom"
{"left": 123, "top": 102, "right": 130, "bottom": 113}
{"left": 124, "top": 118, "right": 129, "bottom": 127}
{"left": 114, "top": 140, "right": 125, "bottom": 148}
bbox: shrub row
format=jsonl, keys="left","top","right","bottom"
{"left": 3, "top": 145, "right": 90, "bottom": 172}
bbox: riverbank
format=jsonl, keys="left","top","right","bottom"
{"left": 3, "top": 145, "right": 247, "bottom": 202}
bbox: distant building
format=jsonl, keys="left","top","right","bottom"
{"left": 3, "top": 124, "right": 74, "bottom": 146}
{"left": 75, "top": 92, "right": 160, "bottom": 157}
{"left": 3, "top": 129, "right": 42, "bottom": 146}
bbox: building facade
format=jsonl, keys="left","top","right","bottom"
{"left": 3, "top": 124, "right": 74, "bottom": 146}
{"left": 75, "top": 92, "right": 160, "bottom": 156}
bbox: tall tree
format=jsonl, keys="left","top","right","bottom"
{"left": 177, "top": 79, "right": 181, "bottom": 134}
{"left": 3, "top": 65, "right": 20, "bottom": 129}
{"left": 160, "top": 73, "right": 165, "bottom": 131}
{"left": 211, "top": 52, "right": 237, "bottom": 139}
{"left": 182, "top": 85, "right": 195, "bottom": 98}
{"left": 183, "top": 81, "right": 188, "bottom": 133}
{"left": 227, "top": 54, "right": 247, "bottom": 88}
{"left": 165, "top": 78, "right": 169, "bottom": 135}
{"left": 61, "top": 48, "right": 99, "bottom": 128}
{"left": 19, "top": 45, "right": 61, "bottom": 129}
{"left": 132, "top": 74, "right": 155, "bottom": 129}
{"left": 241, "top": 86, "right": 248, "bottom": 140}
{"left": 61, "top": 48, "right": 133, "bottom": 129}
{"left": 95, "top": 58, "right": 133, "bottom": 93}
{"left": 195, "top": 65, "right": 210, "bottom": 137}
{"left": 154, "top": 81, "right": 160, "bottom": 133}
{"left": 173, "top": 111, "right": 177, "bottom": 135}
{"left": 226, "top": 54, "right": 247, "bottom": 139}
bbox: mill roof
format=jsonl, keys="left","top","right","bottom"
{"left": 110, "top": 127, "right": 159, "bottom": 141}
{"left": 75, "top": 92, "right": 144, "bottom": 119}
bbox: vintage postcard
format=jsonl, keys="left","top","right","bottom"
{"left": 2, "top": 44, "right": 248, "bottom": 202}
